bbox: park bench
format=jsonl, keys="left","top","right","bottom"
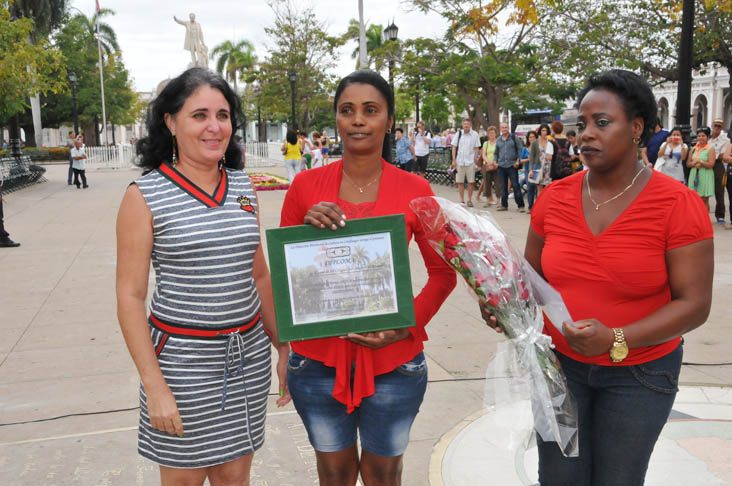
{"left": 1, "top": 155, "right": 46, "bottom": 194}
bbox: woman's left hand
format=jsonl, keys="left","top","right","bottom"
{"left": 562, "top": 319, "right": 614, "bottom": 357}
{"left": 343, "top": 328, "right": 411, "bottom": 349}
{"left": 275, "top": 346, "right": 291, "bottom": 407}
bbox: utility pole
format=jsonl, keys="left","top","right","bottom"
{"left": 675, "top": 0, "right": 694, "bottom": 143}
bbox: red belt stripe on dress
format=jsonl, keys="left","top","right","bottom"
{"left": 149, "top": 313, "right": 261, "bottom": 339}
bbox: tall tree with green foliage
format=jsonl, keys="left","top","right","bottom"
{"left": 256, "top": 0, "right": 343, "bottom": 133}
{"left": 541, "top": 0, "right": 732, "bottom": 91}
{"left": 71, "top": 7, "right": 119, "bottom": 57}
{"left": 407, "top": 0, "right": 574, "bottom": 130}
{"left": 0, "top": 4, "right": 65, "bottom": 134}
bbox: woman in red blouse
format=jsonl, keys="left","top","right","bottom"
{"left": 483, "top": 70, "right": 714, "bottom": 484}
{"left": 280, "top": 70, "right": 456, "bottom": 485}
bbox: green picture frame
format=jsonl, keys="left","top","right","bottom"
{"left": 266, "top": 214, "right": 415, "bottom": 342}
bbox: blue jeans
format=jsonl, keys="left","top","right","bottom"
{"left": 527, "top": 183, "right": 538, "bottom": 209}
{"left": 498, "top": 166, "right": 524, "bottom": 208}
{"left": 287, "top": 351, "right": 428, "bottom": 457}
{"left": 538, "top": 344, "right": 682, "bottom": 486}
{"left": 68, "top": 155, "right": 74, "bottom": 184}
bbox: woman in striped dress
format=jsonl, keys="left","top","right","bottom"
{"left": 116, "top": 68, "right": 290, "bottom": 485}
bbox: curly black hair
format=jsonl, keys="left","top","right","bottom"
{"left": 136, "top": 68, "right": 243, "bottom": 171}
{"left": 334, "top": 70, "right": 394, "bottom": 161}
{"left": 575, "top": 70, "right": 657, "bottom": 146}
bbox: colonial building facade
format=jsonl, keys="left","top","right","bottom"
{"left": 652, "top": 65, "right": 731, "bottom": 131}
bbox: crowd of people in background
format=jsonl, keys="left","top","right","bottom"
{"left": 281, "top": 128, "right": 331, "bottom": 182}
{"left": 388, "top": 114, "right": 732, "bottom": 227}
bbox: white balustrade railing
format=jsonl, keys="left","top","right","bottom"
{"left": 244, "top": 142, "right": 283, "bottom": 168}
{"left": 85, "top": 144, "right": 137, "bottom": 170}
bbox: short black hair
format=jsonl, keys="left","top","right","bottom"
{"left": 566, "top": 130, "right": 576, "bottom": 137}
{"left": 395, "top": 127, "right": 403, "bottom": 134}
{"left": 334, "top": 70, "right": 394, "bottom": 161}
{"left": 538, "top": 123, "right": 551, "bottom": 137}
{"left": 136, "top": 68, "right": 243, "bottom": 171}
{"left": 575, "top": 69, "right": 657, "bottom": 145}
{"left": 286, "top": 128, "right": 297, "bottom": 145}
{"left": 697, "top": 126, "right": 711, "bottom": 137}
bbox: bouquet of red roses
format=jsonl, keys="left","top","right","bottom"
{"left": 410, "top": 196, "right": 578, "bottom": 457}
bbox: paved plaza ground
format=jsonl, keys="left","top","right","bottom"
{"left": 1, "top": 164, "right": 731, "bottom": 485}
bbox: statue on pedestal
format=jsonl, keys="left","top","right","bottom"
{"left": 174, "top": 13, "right": 209, "bottom": 69}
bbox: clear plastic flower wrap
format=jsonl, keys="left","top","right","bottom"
{"left": 410, "top": 196, "right": 579, "bottom": 458}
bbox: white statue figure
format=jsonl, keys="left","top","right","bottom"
{"left": 174, "top": 13, "right": 209, "bottom": 69}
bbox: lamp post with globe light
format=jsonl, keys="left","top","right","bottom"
{"left": 384, "top": 20, "right": 399, "bottom": 163}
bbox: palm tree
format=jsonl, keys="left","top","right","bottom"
{"left": 211, "top": 39, "right": 257, "bottom": 93}
{"left": 72, "top": 8, "right": 119, "bottom": 57}
{"left": 345, "top": 19, "right": 386, "bottom": 70}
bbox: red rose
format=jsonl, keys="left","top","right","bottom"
{"left": 444, "top": 248, "right": 459, "bottom": 261}
{"left": 444, "top": 233, "right": 461, "bottom": 248}
{"left": 487, "top": 294, "right": 501, "bottom": 307}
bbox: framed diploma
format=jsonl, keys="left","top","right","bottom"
{"left": 266, "top": 215, "right": 415, "bottom": 342}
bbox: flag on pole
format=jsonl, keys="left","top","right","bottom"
{"left": 96, "top": 0, "right": 101, "bottom": 12}
{"left": 94, "top": 0, "right": 100, "bottom": 33}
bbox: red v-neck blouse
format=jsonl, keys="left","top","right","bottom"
{"left": 531, "top": 170, "right": 713, "bottom": 365}
{"left": 280, "top": 160, "right": 457, "bottom": 412}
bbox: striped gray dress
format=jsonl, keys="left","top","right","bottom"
{"left": 135, "top": 164, "right": 271, "bottom": 468}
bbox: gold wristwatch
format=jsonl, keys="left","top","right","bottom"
{"left": 609, "top": 328, "right": 629, "bottom": 363}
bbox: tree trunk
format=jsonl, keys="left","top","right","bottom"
{"left": 20, "top": 121, "right": 36, "bottom": 148}
{"left": 111, "top": 122, "right": 116, "bottom": 144}
{"left": 94, "top": 114, "right": 100, "bottom": 146}
{"left": 482, "top": 85, "right": 503, "bottom": 129}
{"left": 82, "top": 121, "right": 97, "bottom": 146}
{"left": 9, "top": 115, "right": 23, "bottom": 158}
{"left": 30, "top": 94, "right": 43, "bottom": 148}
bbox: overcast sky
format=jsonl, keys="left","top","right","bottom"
{"left": 69, "top": 0, "right": 448, "bottom": 92}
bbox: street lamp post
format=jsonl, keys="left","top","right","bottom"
{"left": 288, "top": 70, "right": 297, "bottom": 129}
{"left": 384, "top": 20, "right": 399, "bottom": 164}
{"left": 68, "top": 71, "right": 79, "bottom": 135}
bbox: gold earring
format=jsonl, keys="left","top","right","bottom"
{"left": 632, "top": 137, "right": 641, "bottom": 145}
{"left": 171, "top": 135, "right": 178, "bottom": 167}
{"left": 386, "top": 128, "right": 391, "bottom": 134}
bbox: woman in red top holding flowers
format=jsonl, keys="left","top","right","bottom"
{"left": 279, "top": 70, "right": 456, "bottom": 485}
{"left": 484, "top": 70, "right": 714, "bottom": 485}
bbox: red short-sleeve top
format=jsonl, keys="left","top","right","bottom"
{"left": 280, "top": 160, "right": 457, "bottom": 411}
{"left": 531, "top": 170, "right": 713, "bottom": 365}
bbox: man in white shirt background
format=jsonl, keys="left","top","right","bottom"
{"left": 451, "top": 118, "right": 482, "bottom": 207}
{"left": 411, "top": 121, "right": 431, "bottom": 178}
{"left": 70, "top": 136, "right": 89, "bottom": 189}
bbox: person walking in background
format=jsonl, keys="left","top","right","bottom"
{"left": 536, "top": 123, "right": 554, "bottom": 194}
{"left": 311, "top": 140, "right": 324, "bottom": 168}
{"left": 451, "top": 118, "right": 481, "bottom": 207}
{"left": 641, "top": 119, "right": 669, "bottom": 168}
{"left": 655, "top": 127, "right": 688, "bottom": 183}
{"left": 280, "top": 70, "right": 456, "bottom": 486}
{"left": 483, "top": 69, "right": 713, "bottom": 486}
{"left": 411, "top": 121, "right": 431, "bottom": 178}
{"left": 495, "top": 122, "right": 525, "bottom": 212}
{"left": 688, "top": 126, "right": 716, "bottom": 212}
{"left": 723, "top": 140, "right": 732, "bottom": 230}
{"left": 282, "top": 128, "right": 302, "bottom": 182}
{"left": 320, "top": 130, "right": 330, "bottom": 165}
{"left": 566, "top": 129, "right": 584, "bottom": 173}
{"left": 118, "top": 67, "right": 289, "bottom": 485}
{"left": 550, "top": 121, "right": 574, "bottom": 181}
{"left": 70, "top": 136, "right": 88, "bottom": 189}
{"left": 523, "top": 130, "right": 540, "bottom": 212}
{"left": 709, "top": 118, "right": 730, "bottom": 224}
{"left": 395, "top": 127, "right": 415, "bottom": 171}
{"left": 299, "top": 131, "right": 314, "bottom": 170}
{"left": 67, "top": 130, "right": 76, "bottom": 185}
{"left": 479, "top": 126, "right": 500, "bottom": 207}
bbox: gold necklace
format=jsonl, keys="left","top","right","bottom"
{"left": 342, "top": 169, "right": 382, "bottom": 193}
{"left": 586, "top": 165, "right": 645, "bottom": 211}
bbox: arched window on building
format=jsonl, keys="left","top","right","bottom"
{"left": 693, "top": 94, "right": 708, "bottom": 130}
{"left": 724, "top": 92, "right": 731, "bottom": 132}
{"left": 657, "top": 97, "right": 670, "bottom": 129}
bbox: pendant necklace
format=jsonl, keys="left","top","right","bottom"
{"left": 342, "top": 169, "right": 382, "bottom": 193}
{"left": 586, "top": 165, "right": 645, "bottom": 211}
